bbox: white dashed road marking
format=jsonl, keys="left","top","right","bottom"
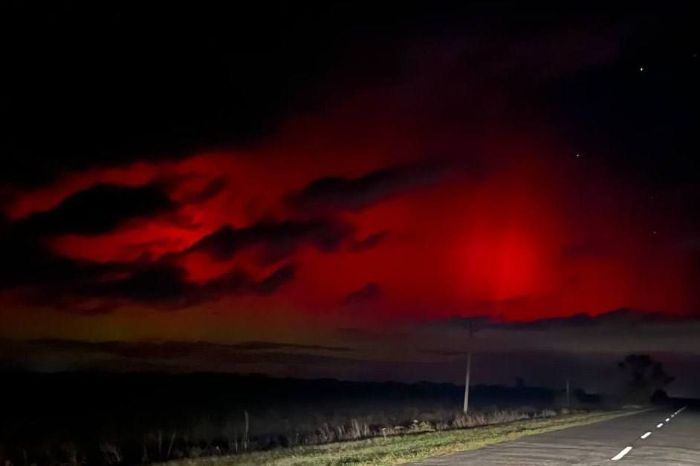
{"left": 610, "top": 407, "right": 687, "bottom": 462}
{"left": 611, "top": 446, "right": 633, "bottom": 461}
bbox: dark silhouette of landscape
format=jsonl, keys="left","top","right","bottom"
{"left": 1, "top": 371, "right": 612, "bottom": 465}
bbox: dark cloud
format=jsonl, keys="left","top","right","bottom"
{"left": 348, "top": 231, "right": 387, "bottom": 252}
{"left": 496, "top": 309, "right": 679, "bottom": 331}
{"left": 0, "top": 247, "right": 110, "bottom": 292}
{"left": 1, "top": 338, "right": 678, "bottom": 395}
{"left": 342, "top": 282, "right": 382, "bottom": 306}
{"left": 0, "top": 3, "right": 368, "bottom": 186}
{"left": 180, "top": 176, "right": 228, "bottom": 204}
{"left": 0, "top": 183, "right": 175, "bottom": 293}
{"left": 90, "top": 264, "right": 200, "bottom": 308}
{"left": 0, "top": 338, "right": 362, "bottom": 373}
{"left": 0, "top": 223, "right": 114, "bottom": 291}
{"left": 415, "top": 308, "right": 700, "bottom": 364}
{"left": 190, "top": 219, "right": 354, "bottom": 263}
{"left": 0, "top": 228, "right": 296, "bottom": 310}
{"left": 0, "top": 179, "right": 340, "bottom": 309}
{"left": 22, "top": 339, "right": 351, "bottom": 359}
{"left": 288, "top": 164, "right": 447, "bottom": 215}
{"left": 1, "top": 1, "right": 695, "bottom": 194}
{"left": 0, "top": 180, "right": 360, "bottom": 310}
{"left": 67, "top": 263, "right": 297, "bottom": 311}
{"left": 438, "top": 315, "right": 495, "bottom": 331}
{"left": 161, "top": 174, "right": 228, "bottom": 205}
{"left": 19, "top": 183, "right": 174, "bottom": 236}
{"left": 443, "top": 308, "right": 679, "bottom": 332}
{"left": 255, "top": 264, "right": 296, "bottom": 296}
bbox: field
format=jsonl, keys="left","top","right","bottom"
{"left": 0, "top": 372, "right": 609, "bottom": 465}
{"left": 161, "top": 411, "right": 628, "bottom": 466}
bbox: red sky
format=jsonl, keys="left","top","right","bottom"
{"left": 0, "top": 99, "right": 694, "bottom": 344}
{"left": 1, "top": 6, "right": 698, "bottom": 355}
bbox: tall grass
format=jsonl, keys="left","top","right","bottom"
{"left": 163, "top": 410, "right": 629, "bottom": 466}
{"left": 0, "top": 406, "right": 581, "bottom": 465}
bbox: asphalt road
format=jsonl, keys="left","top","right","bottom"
{"left": 412, "top": 406, "right": 700, "bottom": 465}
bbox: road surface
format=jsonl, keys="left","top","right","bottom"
{"left": 411, "top": 406, "right": 700, "bottom": 465}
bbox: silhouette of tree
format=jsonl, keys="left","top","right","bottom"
{"left": 617, "top": 354, "right": 674, "bottom": 404}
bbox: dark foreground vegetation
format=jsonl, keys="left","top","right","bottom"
{"left": 0, "top": 372, "right": 606, "bottom": 465}
{"left": 161, "top": 411, "right": 628, "bottom": 466}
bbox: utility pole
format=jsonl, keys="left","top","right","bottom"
{"left": 566, "top": 379, "right": 571, "bottom": 408}
{"left": 463, "top": 320, "right": 474, "bottom": 414}
{"left": 463, "top": 348, "right": 472, "bottom": 413}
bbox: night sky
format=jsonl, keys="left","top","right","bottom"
{"left": 1, "top": 2, "right": 699, "bottom": 394}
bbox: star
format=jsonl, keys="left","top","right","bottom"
{"left": 575, "top": 153, "right": 581, "bottom": 158}
{"left": 639, "top": 66, "right": 645, "bottom": 72}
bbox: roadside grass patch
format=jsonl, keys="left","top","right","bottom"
{"left": 163, "top": 410, "right": 633, "bottom": 466}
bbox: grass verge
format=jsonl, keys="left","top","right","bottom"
{"left": 162, "top": 410, "right": 635, "bottom": 466}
